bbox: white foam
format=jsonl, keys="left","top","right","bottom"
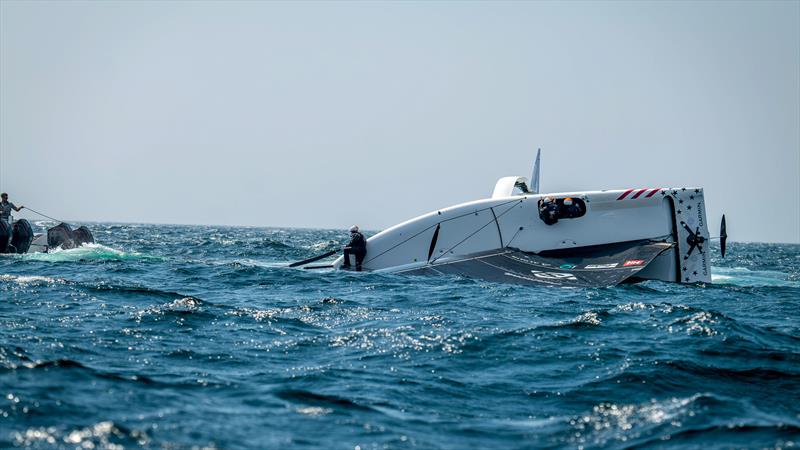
{"left": 711, "top": 266, "right": 798, "bottom": 287}
{"left": 0, "top": 274, "right": 61, "bottom": 284}
{"left": 20, "top": 243, "right": 149, "bottom": 262}
{"left": 295, "top": 406, "right": 333, "bottom": 416}
{"left": 572, "top": 311, "right": 602, "bottom": 325}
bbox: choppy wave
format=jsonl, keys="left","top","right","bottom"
{"left": 9, "top": 419, "right": 217, "bottom": 450}
{"left": 0, "top": 274, "right": 64, "bottom": 285}
{"left": 0, "top": 226, "right": 798, "bottom": 449}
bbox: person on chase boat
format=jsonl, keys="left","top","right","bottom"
{"left": 342, "top": 225, "right": 367, "bottom": 271}
{"left": 0, "top": 193, "right": 24, "bottom": 225}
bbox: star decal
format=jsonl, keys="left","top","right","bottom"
{"left": 679, "top": 199, "right": 684, "bottom": 204}
{"left": 683, "top": 266, "right": 687, "bottom": 271}
{"left": 694, "top": 189, "right": 700, "bottom": 194}
{"left": 685, "top": 277, "right": 690, "bottom": 282}
{"left": 677, "top": 209, "right": 682, "bottom": 214}
{"left": 682, "top": 188, "right": 686, "bottom": 191}
{"left": 689, "top": 195, "right": 694, "bottom": 200}
{"left": 684, "top": 255, "right": 689, "bottom": 260}
{"left": 661, "top": 191, "right": 666, "bottom": 196}
{"left": 672, "top": 190, "right": 678, "bottom": 196}
{"left": 687, "top": 205, "right": 692, "bottom": 210}
{"left": 693, "top": 271, "right": 698, "bottom": 275}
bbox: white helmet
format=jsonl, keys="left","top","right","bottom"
{"left": 349, "top": 225, "right": 359, "bottom": 233}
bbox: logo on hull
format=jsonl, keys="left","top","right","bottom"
{"left": 584, "top": 263, "right": 618, "bottom": 269}
{"left": 623, "top": 260, "right": 645, "bottom": 267}
{"left": 530, "top": 270, "right": 578, "bottom": 281}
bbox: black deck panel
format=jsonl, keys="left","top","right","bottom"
{"left": 398, "top": 241, "right": 674, "bottom": 287}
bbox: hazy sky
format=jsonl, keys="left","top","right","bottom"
{"left": 1, "top": 1, "right": 798, "bottom": 243}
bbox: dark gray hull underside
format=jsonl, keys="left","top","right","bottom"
{"left": 398, "top": 240, "right": 675, "bottom": 287}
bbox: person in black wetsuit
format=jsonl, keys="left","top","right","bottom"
{"left": 342, "top": 225, "right": 367, "bottom": 271}
{"left": 538, "top": 197, "right": 559, "bottom": 225}
{"left": 561, "top": 197, "right": 582, "bottom": 218}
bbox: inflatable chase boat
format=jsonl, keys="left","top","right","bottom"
{"left": 0, "top": 220, "right": 95, "bottom": 254}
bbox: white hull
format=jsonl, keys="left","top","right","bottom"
{"left": 335, "top": 187, "right": 712, "bottom": 285}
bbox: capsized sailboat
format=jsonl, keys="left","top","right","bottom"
{"left": 324, "top": 150, "right": 725, "bottom": 287}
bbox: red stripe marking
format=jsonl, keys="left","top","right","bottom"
{"left": 645, "top": 188, "right": 661, "bottom": 198}
{"left": 617, "top": 189, "right": 634, "bottom": 200}
{"left": 631, "top": 188, "right": 649, "bottom": 199}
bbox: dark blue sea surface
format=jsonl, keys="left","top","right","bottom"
{"left": 1, "top": 222, "right": 798, "bottom": 449}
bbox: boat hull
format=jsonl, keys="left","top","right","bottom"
{"left": 333, "top": 187, "right": 712, "bottom": 285}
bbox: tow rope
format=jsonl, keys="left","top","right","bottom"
{"left": 21, "top": 207, "right": 62, "bottom": 223}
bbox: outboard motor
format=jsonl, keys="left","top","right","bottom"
{"left": 72, "top": 226, "right": 95, "bottom": 246}
{"left": 10, "top": 219, "right": 34, "bottom": 254}
{"left": 0, "top": 220, "right": 10, "bottom": 253}
{"left": 47, "top": 222, "right": 76, "bottom": 250}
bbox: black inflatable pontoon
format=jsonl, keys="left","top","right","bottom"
{"left": 0, "top": 220, "right": 94, "bottom": 254}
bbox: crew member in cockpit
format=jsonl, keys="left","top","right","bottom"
{"left": 342, "top": 225, "right": 367, "bottom": 271}
{"left": 562, "top": 197, "right": 582, "bottom": 218}
{"left": 539, "top": 197, "right": 559, "bottom": 225}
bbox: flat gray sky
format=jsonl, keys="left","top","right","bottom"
{"left": 1, "top": 1, "right": 798, "bottom": 243}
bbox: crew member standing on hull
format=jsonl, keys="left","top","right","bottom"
{"left": 0, "top": 193, "right": 24, "bottom": 225}
{"left": 342, "top": 225, "right": 367, "bottom": 271}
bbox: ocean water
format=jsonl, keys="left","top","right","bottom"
{"left": 1, "top": 222, "right": 798, "bottom": 450}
